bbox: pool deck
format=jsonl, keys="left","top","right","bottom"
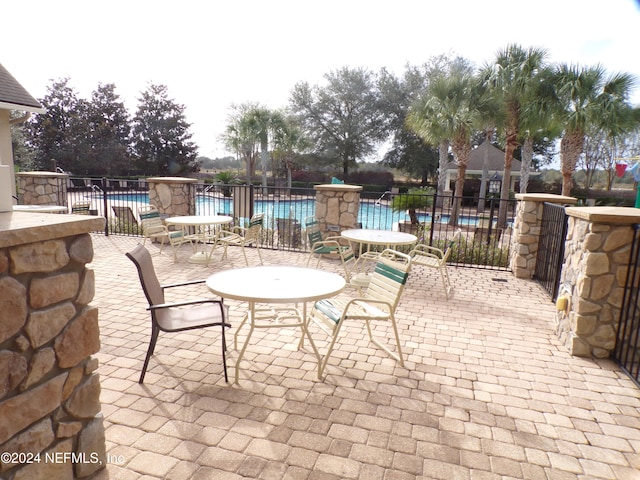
{"left": 89, "top": 234, "right": 640, "bottom": 480}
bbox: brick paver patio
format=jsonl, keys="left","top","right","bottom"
{"left": 90, "top": 234, "right": 640, "bottom": 480}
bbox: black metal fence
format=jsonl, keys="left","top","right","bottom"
{"left": 58, "top": 178, "right": 516, "bottom": 269}
{"left": 534, "top": 202, "right": 569, "bottom": 300}
{"left": 614, "top": 224, "right": 640, "bottom": 387}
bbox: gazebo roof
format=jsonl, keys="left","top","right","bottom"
{"left": 0, "top": 63, "right": 43, "bottom": 113}
{"left": 466, "top": 141, "right": 521, "bottom": 173}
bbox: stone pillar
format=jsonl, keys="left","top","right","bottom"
{"left": 146, "top": 177, "right": 197, "bottom": 217}
{"left": 510, "top": 193, "right": 577, "bottom": 278}
{"left": 0, "top": 212, "right": 106, "bottom": 479}
{"left": 557, "top": 206, "right": 640, "bottom": 358}
{"left": 15, "top": 172, "right": 68, "bottom": 207}
{"left": 313, "top": 184, "right": 362, "bottom": 237}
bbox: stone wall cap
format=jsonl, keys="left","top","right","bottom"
{"left": 0, "top": 212, "right": 105, "bottom": 248}
{"left": 15, "top": 171, "right": 68, "bottom": 178}
{"left": 515, "top": 193, "right": 577, "bottom": 204}
{"left": 146, "top": 177, "right": 199, "bottom": 184}
{"left": 314, "top": 184, "right": 362, "bottom": 192}
{"left": 565, "top": 206, "right": 640, "bottom": 224}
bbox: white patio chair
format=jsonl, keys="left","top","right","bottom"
{"left": 308, "top": 249, "right": 412, "bottom": 378}
{"left": 211, "top": 212, "right": 264, "bottom": 266}
{"left": 137, "top": 205, "right": 189, "bottom": 262}
{"left": 409, "top": 228, "right": 461, "bottom": 299}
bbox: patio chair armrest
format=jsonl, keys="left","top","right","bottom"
{"left": 161, "top": 279, "right": 206, "bottom": 289}
{"left": 149, "top": 298, "right": 226, "bottom": 311}
{"left": 410, "top": 244, "right": 444, "bottom": 258}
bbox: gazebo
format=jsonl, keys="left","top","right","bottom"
{"left": 0, "top": 62, "right": 44, "bottom": 199}
{"left": 444, "top": 140, "right": 522, "bottom": 194}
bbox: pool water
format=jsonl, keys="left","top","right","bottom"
{"left": 107, "top": 194, "right": 501, "bottom": 229}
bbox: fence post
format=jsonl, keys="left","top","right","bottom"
{"left": 558, "top": 206, "right": 640, "bottom": 358}
{"left": 510, "top": 193, "right": 577, "bottom": 278}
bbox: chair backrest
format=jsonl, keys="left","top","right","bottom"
{"left": 71, "top": 201, "right": 91, "bottom": 215}
{"left": 138, "top": 205, "right": 164, "bottom": 233}
{"left": 112, "top": 206, "right": 138, "bottom": 225}
{"left": 305, "top": 217, "right": 324, "bottom": 247}
{"left": 126, "top": 244, "right": 165, "bottom": 308}
{"left": 442, "top": 229, "right": 462, "bottom": 263}
{"left": 245, "top": 213, "right": 264, "bottom": 241}
{"left": 365, "top": 249, "right": 411, "bottom": 312}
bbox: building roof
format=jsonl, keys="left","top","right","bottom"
{"left": 467, "top": 141, "right": 521, "bottom": 172}
{"left": 0, "top": 63, "right": 43, "bottom": 113}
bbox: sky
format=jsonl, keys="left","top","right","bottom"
{"left": 3, "top": 0, "right": 640, "bottom": 160}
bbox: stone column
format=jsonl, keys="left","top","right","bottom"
{"left": 146, "top": 177, "right": 197, "bottom": 217}
{"left": 558, "top": 206, "right": 640, "bottom": 358}
{"left": 313, "top": 184, "right": 362, "bottom": 237}
{"left": 16, "top": 172, "right": 68, "bottom": 207}
{"left": 510, "top": 193, "right": 577, "bottom": 278}
{"left": 0, "top": 212, "right": 107, "bottom": 479}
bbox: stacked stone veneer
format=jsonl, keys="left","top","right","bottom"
{"left": 0, "top": 213, "right": 106, "bottom": 479}
{"left": 147, "top": 177, "right": 197, "bottom": 217}
{"left": 313, "top": 184, "right": 362, "bottom": 238}
{"left": 510, "top": 193, "right": 577, "bottom": 278}
{"left": 557, "top": 207, "right": 640, "bottom": 358}
{"left": 16, "top": 172, "right": 68, "bottom": 207}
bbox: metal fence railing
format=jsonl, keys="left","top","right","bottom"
{"left": 614, "top": 224, "right": 640, "bottom": 387}
{"left": 38, "top": 179, "right": 517, "bottom": 269}
{"left": 534, "top": 202, "right": 569, "bottom": 300}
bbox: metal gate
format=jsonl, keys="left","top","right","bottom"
{"left": 534, "top": 202, "right": 568, "bottom": 300}
{"left": 614, "top": 224, "right": 640, "bottom": 387}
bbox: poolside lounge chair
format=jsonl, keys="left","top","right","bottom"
{"left": 308, "top": 249, "right": 412, "bottom": 378}
{"left": 112, "top": 205, "right": 138, "bottom": 228}
{"left": 126, "top": 244, "right": 230, "bottom": 383}
{"left": 138, "top": 205, "right": 189, "bottom": 262}
{"left": 211, "top": 212, "right": 264, "bottom": 266}
{"left": 409, "top": 228, "right": 461, "bottom": 299}
{"left": 71, "top": 201, "right": 91, "bottom": 215}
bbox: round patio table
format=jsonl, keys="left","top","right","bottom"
{"left": 207, "top": 265, "right": 345, "bottom": 382}
{"left": 341, "top": 228, "right": 417, "bottom": 261}
{"left": 165, "top": 215, "right": 233, "bottom": 264}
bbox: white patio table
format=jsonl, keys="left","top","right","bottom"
{"left": 206, "top": 265, "right": 345, "bottom": 383}
{"left": 341, "top": 228, "right": 417, "bottom": 262}
{"left": 165, "top": 214, "right": 233, "bottom": 265}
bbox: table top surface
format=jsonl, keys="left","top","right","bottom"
{"left": 341, "top": 228, "right": 417, "bottom": 245}
{"left": 12, "top": 205, "right": 68, "bottom": 213}
{"left": 206, "top": 265, "right": 345, "bottom": 303}
{"left": 165, "top": 215, "right": 233, "bottom": 226}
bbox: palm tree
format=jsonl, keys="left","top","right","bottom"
{"left": 552, "top": 64, "right": 637, "bottom": 196}
{"left": 219, "top": 103, "right": 260, "bottom": 184}
{"left": 272, "top": 115, "right": 311, "bottom": 188}
{"left": 481, "top": 44, "right": 548, "bottom": 227}
{"left": 407, "top": 73, "right": 489, "bottom": 225}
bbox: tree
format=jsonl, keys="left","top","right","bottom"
{"left": 131, "top": 83, "right": 198, "bottom": 176}
{"left": 407, "top": 72, "right": 489, "bottom": 225}
{"left": 219, "top": 103, "right": 261, "bottom": 184}
{"left": 552, "top": 64, "right": 638, "bottom": 196}
{"left": 271, "top": 114, "right": 311, "bottom": 188}
{"left": 289, "top": 67, "right": 388, "bottom": 175}
{"left": 379, "top": 56, "right": 475, "bottom": 185}
{"left": 481, "top": 44, "right": 548, "bottom": 226}
{"left": 84, "top": 83, "right": 131, "bottom": 176}
{"left": 26, "top": 78, "right": 86, "bottom": 172}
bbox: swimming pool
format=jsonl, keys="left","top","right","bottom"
{"left": 106, "top": 193, "right": 504, "bottom": 229}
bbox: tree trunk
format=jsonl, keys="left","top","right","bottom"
{"left": 260, "top": 140, "right": 269, "bottom": 195}
{"left": 477, "top": 141, "right": 490, "bottom": 212}
{"left": 560, "top": 132, "right": 584, "bottom": 197}
{"left": 436, "top": 139, "right": 451, "bottom": 208}
{"left": 497, "top": 141, "right": 516, "bottom": 229}
{"left": 520, "top": 136, "right": 533, "bottom": 194}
